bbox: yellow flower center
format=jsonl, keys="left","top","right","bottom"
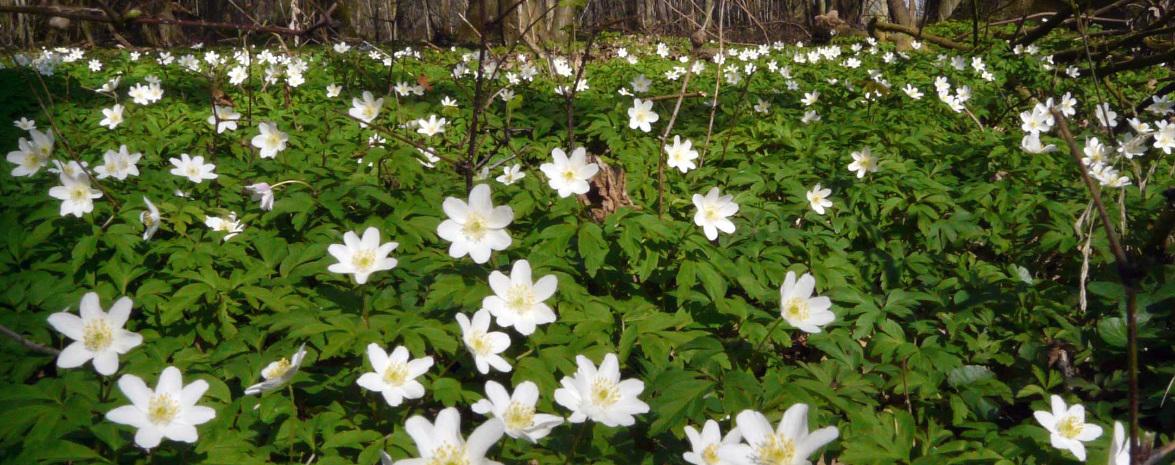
{"left": 704, "top": 206, "right": 721, "bottom": 222}
{"left": 262, "top": 357, "right": 292, "bottom": 380}
{"left": 702, "top": 444, "right": 721, "bottom": 465}
{"left": 756, "top": 434, "right": 797, "bottom": 465}
{"left": 147, "top": 393, "right": 180, "bottom": 425}
{"left": 22, "top": 153, "right": 40, "bottom": 169}
{"left": 383, "top": 362, "right": 409, "bottom": 386}
{"left": 468, "top": 331, "right": 493, "bottom": 356}
{"left": 1058, "top": 415, "right": 1083, "bottom": 439}
{"left": 267, "top": 133, "right": 282, "bottom": 147}
{"left": 782, "top": 297, "right": 809, "bottom": 321}
{"left": 425, "top": 444, "right": 468, "bottom": 465}
{"left": 82, "top": 319, "right": 113, "bottom": 351}
{"left": 502, "top": 401, "right": 535, "bottom": 431}
{"left": 590, "top": 377, "right": 620, "bottom": 407}
{"left": 562, "top": 169, "right": 577, "bottom": 182}
{"left": 351, "top": 249, "right": 376, "bottom": 272}
{"left": 505, "top": 285, "right": 534, "bottom": 313}
{"left": 185, "top": 165, "right": 200, "bottom": 178}
{"left": 69, "top": 185, "right": 92, "bottom": 203}
{"left": 462, "top": 213, "right": 488, "bottom": 241}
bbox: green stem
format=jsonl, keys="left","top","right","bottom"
{"left": 564, "top": 422, "right": 590, "bottom": 465}
{"left": 752, "top": 318, "right": 785, "bottom": 355}
{"left": 288, "top": 384, "right": 298, "bottom": 461}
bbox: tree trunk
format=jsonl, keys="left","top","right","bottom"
{"left": 887, "top": 0, "right": 914, "bottom": 26}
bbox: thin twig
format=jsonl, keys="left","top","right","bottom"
{"left": 0, "top": 324, "right": 60, "bottom": 356}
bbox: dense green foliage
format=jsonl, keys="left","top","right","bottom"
{"left": 0, "top": 29, "right": 1172, "bottom": 465}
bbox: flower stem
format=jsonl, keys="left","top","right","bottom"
{"left": 288, "top": 384, "right": 298, "bottom": 461}
{"left": 752, "top": 318, "right": 785, "bottom": 355}
{"left": 563, "top": 422, "right": 589, "bottom": 465}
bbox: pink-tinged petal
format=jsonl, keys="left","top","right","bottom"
{"left": 57, "top": 343, "right": 93, "bottom": 369}
{"left": 106, "top": 405, "right": 146, "bottom": 428}
{"left": 79, "top": 292, "right": 103, "bottom": 321}
{"left": 47, "top": 312, "right": 84, "bottom": 340}
{"left": 91, "top": 351, "right": 120, "bottom": 375}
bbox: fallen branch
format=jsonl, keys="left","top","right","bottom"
{"left": 1013, "top": 3, "right": 1074, "bottom": 46}
{"left": 0, "top": 324, "right": 60, "bottom": 356}
{"left": 869, "top": 19, "right": 970, "bottom": 50}
{"left": 1092, "top": 48, "right": 1175, "bottom": 77}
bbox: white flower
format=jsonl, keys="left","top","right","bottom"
{"left": 717, "top": 406, "right": 839, "bottom": 465}
{"left": 683, "top": 419, "right": 743, "bottom": 465}
{"left": 105, "top": 366, "right": 216, "bottom": 450}
{"left": 207, "top": 105, "right": 241, "bottom": 133}
{"left": 1094, "top": 103, "right": 1118, "bottom": 129}
{"left": 244, "top": 343, "right": 307, "bottom": 395}
{"left": 99, "top": 104, "right": 125, "bottom": 130}
{"left": 1055, "top": 92, "right": 1077, "bottom": 116}
{"left": 1020, "top": 105, "right": 1054, "bottom": 134}
{"left": 1033, "top": 395, "right": 1103, "bottom": 461}
{"left": 227, "top": 66, "right": 247, "bottom": 85}
{"left": 1127, "top": 117, "right": 1152, "bottom": 135}
{"left": 627, "top": 98, "right": 659, "bottom": 132}
{"left": 397, "top": 407, "right": 504, "bottom": 465}
{"left": 456, "top": 309, "right": 512, "bottom": 374}
{"left": 356, "top": 344, "right": 433, "bottom": 407}
{"left": 140, "top": 196, "right": 161, "bottom": 241}
{"left": 246, "top": 182, "right": 275, "bottom": 210}
{"left": 349, "top": 91, "right": 384, "bottom": 127}
{"left": 539, "top": 147, "right": 599, "bottom": 198}
{"left": 801, "top": 91, "right": 819, "bottom": 106}
{"left": 326, "top": 83, "right": 341, "bottom": 98}
{"left": 806, "top": 184, "right": 832, "bottom": 215}
{"left": 97, "top": 76, "right": 120, "bottom": 94}
{"left": 436, "top": 184, "right": 514, "bottom": 264}
{"left": 1146, "top": 94, "right": 1173, "bottom": 115}
{"left": 482, "top": 259, "right": 557, "bottom": 336}
{"left": 48, "top": 170, "right": 102, "bottom": 217}
{"left": 496, "top": 164, "right": 525, "bottom": 185}
{"left": 327, "top": 226, "right": 398, "bottom": 284}
{"left": 169, "top": 154, "right": 218, "bottom": 183}
{"left": 6, "top": 129, "right": 53, "bottom": 177}
{"left": 333, "top": 42, "right": 351, "bottom": 53}
{"left": 847, "top": 147, "right": 879, "bottom": 178}
{"left": 778, "top": 271, "right": 835, "bottom": 333}
{"left": 692, "top": 187, "right": 738, "bottom": 241}
{"left": 441, "top": 96, "right": 458, "bottom": 107}
{"left": 94, "top": 145, "right": 141, "bottom": 180}
{"left": 1108, "top": 421, "right": 1129, "bottom": 465}
{"left": 902, "top": 84, "right": 923, "bottom": 100}
{"left": 14, "top": 117, "right": 36, "bottom": 130}
{"left": 250, "top": 122, "right": 288, "bottom": 159}
{"left": 417, "top": 147, "right": 441, "bottom": 168}
{"left": 630, "top": 75, "right": 652, "bottom": 93}
{"left": 205, "top": 213, "right": 244, "bottom": 241}
{"left": 47, "top": 292, "right": 143, "bottom": 375}
{"left": 1154, "top": 120, "right": 1175, "bottom": 154}
{"left": 472, "top": 380, "right": 564, "bottom": 442}
{"left": 801, "top": 111, "right": 821, "bottom": 124}
{"left": 416, "top": 114, "right": 447, "bottom": 137}
{"left": 1022, "top": 133, "right": 1058, "bottom": 154}
{"left": 553, "top": 353, "right": 649, "bottom": 427}
{"left": 666, "top": 136, "right": 699, "bottom": 173}
{"left": 1082, "top": 137, "right": 1110, "bottom": 168}
{"left": 754, "top": 98, "right": 771, "bottom": 114}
